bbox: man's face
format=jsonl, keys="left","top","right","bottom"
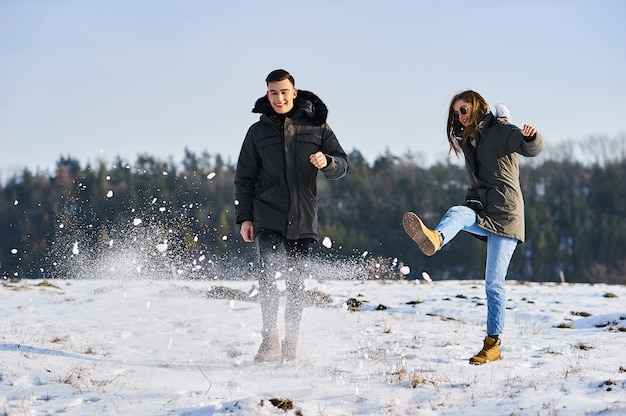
{"left": 267, "top": 79, "right": 297, "bottom": 114}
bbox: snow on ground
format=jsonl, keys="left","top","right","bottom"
{"left": 1, "top": 276, "right": 625, "bottom": 415}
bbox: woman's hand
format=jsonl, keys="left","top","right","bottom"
{"left": 521, "top": 124, "right": 537, "bottom": 137}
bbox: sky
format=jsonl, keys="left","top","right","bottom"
{"left": 1, "top": 0, "right": 625, "bottom": 178}
{"left": 1, "top": 273, "right": 625, "bottom": 415}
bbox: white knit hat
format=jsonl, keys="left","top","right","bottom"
{"left": 491, "top": 103, "right": 512, "bottom": 123}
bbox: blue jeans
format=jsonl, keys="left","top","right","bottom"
{"left": 435, "top": 206, "right": 518, "bottom": 336}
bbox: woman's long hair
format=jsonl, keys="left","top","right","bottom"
{"left": 446, "top": 90, "right": 489, "bottom": 156}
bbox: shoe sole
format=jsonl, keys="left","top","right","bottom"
{"left": 469, "top": 355, "right": 501, "bottom": 365}
{"left": 402, "top": 212, "right": 437, "bottom": 256}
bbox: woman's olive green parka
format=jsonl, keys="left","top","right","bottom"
{"left": 460, "top": 112, "right": 544, "bottom": 243}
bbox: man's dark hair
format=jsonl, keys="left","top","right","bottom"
{"left": 265, "top": 69, "right": 295, "bottom": 87}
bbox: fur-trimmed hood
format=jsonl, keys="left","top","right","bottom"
{"left": 252, "top": 90, "right": 328, "bottom": 126}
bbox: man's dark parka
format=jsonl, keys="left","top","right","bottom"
{"left": 234, "top": 90, "right": 348, "bottom": 241}
{"left": 460, "top": 112, "right": 544, "bottom": 243}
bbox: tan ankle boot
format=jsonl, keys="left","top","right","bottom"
{"left": 402, "top": 212, "right": 442, "bottom": 256}
{"left": 469, "top": 336, "right": 501, "bottom": 365}
{"left": 254, "top": 328, "right": 282, "bottom": 363}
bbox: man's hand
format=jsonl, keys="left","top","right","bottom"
{"left": 309, "top": 151, "right": 328, "bottom": 169}
{"left": 240, "top": 220, "right": 255, "bottom": 242}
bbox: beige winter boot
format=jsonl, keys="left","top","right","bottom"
{"left": 402, "top": 212, "right": 442, "bottom": 256}
{"left": 469, "top": 336, "right": 501, "bottom": 365}
{"left": 254, "top": 328, "right": 282, "bottom": 363}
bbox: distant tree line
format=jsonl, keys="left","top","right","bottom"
{"left": 1, "top": 136, "right": 624, "bottom": 284}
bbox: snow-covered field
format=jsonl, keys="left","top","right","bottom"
{"left": 1, "top": 276, "right": 625, "bottom": 415}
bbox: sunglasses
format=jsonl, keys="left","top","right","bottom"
{"left": 453, "top": 105, "right": 471, "bottom": 120}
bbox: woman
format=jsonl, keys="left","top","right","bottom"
{"left": 402, "top": 90, "right": 544, "bottom": 364}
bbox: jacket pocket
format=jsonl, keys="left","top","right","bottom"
{"left": 296, "top": 133, "right": 323, "bottom": 155}
{"left": 464, "top": 188, "right": 485, "bottom": 211}
{"left": 255, "top": 181, "right": 289, "bottom": 213}
{"left": 296, "top": 133, "right": 322, "bottom": 145}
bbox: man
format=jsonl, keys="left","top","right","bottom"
{"left": 234, "top": 69, "right": 349, "bottom": 362}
